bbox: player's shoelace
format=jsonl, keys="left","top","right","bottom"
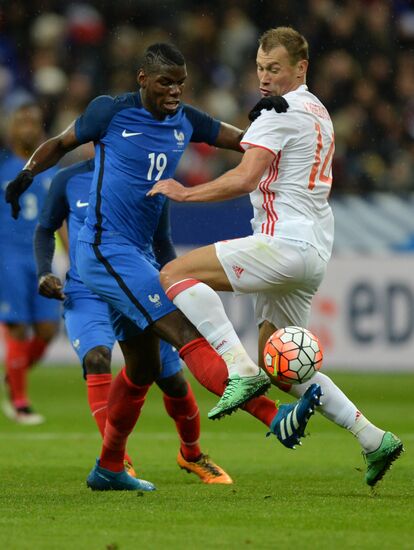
{"left": 220, "top": 378, "right": 237, "bottom": 402}
{"left": 196, "top": 455, "right": 222, "bottom": 477}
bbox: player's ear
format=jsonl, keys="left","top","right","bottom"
{"left": 137, "top": 69, "right": 146, "bottom": 88}
{"left": 296, "top": 59, "right": 308, "bottom": 79}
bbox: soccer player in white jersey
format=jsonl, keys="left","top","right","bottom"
{"left": 149, "top": 27, "right": 403, "bottom": 487}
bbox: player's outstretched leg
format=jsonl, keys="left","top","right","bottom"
{"left": 268, "top": 383, "right": 322, "bottom": 449}
{"left": 86, "top": 459, "right": 155, "bottom": 492}
{"left": 207, "top": 371, "right": 271, "bottom": 420}
{"left": 364, "top": 432, "right": 404, "bottom": 487}
{"left": 177, "top": 451, "right": 233, "bottom": 484}
{"left": 179, "top": 338, "right": 271, "bottom": 421}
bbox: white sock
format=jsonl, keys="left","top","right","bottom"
{"left": 172, "top": 281, "right": 259, "bottom": 377}
{"left": 288, "top": 372, "right": 385, "bottom": 453}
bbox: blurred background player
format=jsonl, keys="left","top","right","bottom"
{"left": 34, "top": 158, "right": 233, "bottom": 484}
{"left": 149, "top": 27, "right": 403, "bottom": 486}
{"left": 0, "top": 101, "right": 60, "bottom": 425}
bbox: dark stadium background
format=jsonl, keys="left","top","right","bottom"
{"left": 1, "top": 0, "right": 414, "bottom": 368}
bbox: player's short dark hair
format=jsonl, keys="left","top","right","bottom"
{"left": 141, "top": 43, "right": 186, "bottom": 74}
{"left": 259, "top": 27, "right": 309, "bottom": 64}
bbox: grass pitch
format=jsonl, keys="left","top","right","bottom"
{"left": 0, "top": 366, "right": 412, "bottom": 550}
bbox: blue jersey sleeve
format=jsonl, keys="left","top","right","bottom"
{"left": 153, "top": 200, "right": 176, "bottom": 268}
{"left": 38, "top": 169, "right": 70, "bottom": 231}
{"left": 183, "top": 105, "right": 221, "bottom": 145}
{"left": 74, "top": 95, "right": 117, "bottom": 144}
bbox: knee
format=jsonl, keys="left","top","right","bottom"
{"left": 6, "top": 323, "right": 26, "bottom": 340}
{"left": 159, "top": 262, "right": 173, "bottom": 291}
{"left": 160, "top": 260, "right": 184, "bottom": 291}
{"left": 84, "top": 346, "right": 112, "bottom": 375}
{"left": 157, "top": 372, "right": 188, "bottom": 398}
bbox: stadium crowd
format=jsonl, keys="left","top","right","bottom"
{"left": 0, "top": 0, "right": 413, "bottom": 194}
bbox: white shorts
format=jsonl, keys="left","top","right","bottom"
{"left": 215, "top": 234, "right": 327, "bottom": 329}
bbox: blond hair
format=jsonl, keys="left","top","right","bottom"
{"left": 259, "top": 27, "right": 309, "bottom": 65}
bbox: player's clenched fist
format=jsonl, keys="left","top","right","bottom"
{"left": 38, "top": 273, "right": 65, "bottom": 301}
{"left": 5, "top": 169, "right": 34, "bottom": 219}
{"left": 148, "top": 178, "right": 188, "bottom": 201}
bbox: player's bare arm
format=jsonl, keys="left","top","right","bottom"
{"left": 214, "top": 122, "right": 244, "bottom": 152}
{"left": 5, "top": 122, "right": 80, "bottom": 218}
{"left": 148, "top": 146, "right": 274, "bottom": 202}
{"left": 24, "top": 122, "right": 79, "bottom": 174}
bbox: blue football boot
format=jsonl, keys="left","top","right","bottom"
{"left": 86, "top": 459, "right": 156, "bottom": 491}
{"left": 268, "top": 383, "right": 322, "bottom": 449}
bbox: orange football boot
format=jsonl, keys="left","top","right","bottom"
{"left": 124, "top": 459, "right": 137, "bottom": 478}
{"left": 177, "top": 451, "right": 233, "bottom": 484}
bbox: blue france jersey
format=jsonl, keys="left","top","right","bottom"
{"left": 0, "top": 151, "right": 57, "bottom": 253}
{"left": 74, "top": 92, "right": 220, "bottom": 250}
{"left": 39, "top": 158, "right": 177, "bottom": 295}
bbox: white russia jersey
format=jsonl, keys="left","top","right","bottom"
{"left": 240, "top": 84, "right": 335, "bottom": 262}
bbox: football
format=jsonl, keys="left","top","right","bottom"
{"left": 263, "top": 326, "right": 323, "bottom": 385}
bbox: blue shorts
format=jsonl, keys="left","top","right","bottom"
{"left": 0, "top": 256, "right": 60, "bottom": 324}
{"left": 64, "top": 263, "right": 181, "bottom": 379}
{"left": 63, "top": 293, "right": 116, "bottom": 365}
{"left": 76, "top": 240, "right": 176, "bottom": 331}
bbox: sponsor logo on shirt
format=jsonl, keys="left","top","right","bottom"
{"left": 72, "top": 339, "right": 80, "bottom": 349}
{"left": 122, "top": 129, "right": 143, "bottom": 138}
{"left": 76, "top": 200, "right": 89, "bottom": 208}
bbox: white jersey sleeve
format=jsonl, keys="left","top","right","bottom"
{"left": 240, "top": 85, "right": 335, "bottom": 262}
{"left": 242, "top": 109, "right": 299, "bottom": 156}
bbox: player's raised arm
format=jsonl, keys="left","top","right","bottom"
{"left": 5, "top": 122, "right": 79, "bottom": 219}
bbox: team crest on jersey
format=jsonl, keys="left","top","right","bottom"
{"left": 148, "top": 293, "right": 162, "bottom": 307}
{"left": 174, "top": 129, "right": 185, "bottom": 146}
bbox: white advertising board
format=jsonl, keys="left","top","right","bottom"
{"left": 2, "top": 254, "right": 414, "bottom": 371}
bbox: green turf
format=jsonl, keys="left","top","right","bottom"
{"left": 0, "top": 367, "right": 412, "bottom": 550}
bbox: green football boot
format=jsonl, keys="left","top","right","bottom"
{"left": 364, "top": 431, "right": 404, "bottom": 487}
{"left": 208, "top": 371, "right": 271, "bottom": 420}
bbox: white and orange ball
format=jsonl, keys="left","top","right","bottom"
{"left": 263, "top": 326, "right": 323, "bottom": 385}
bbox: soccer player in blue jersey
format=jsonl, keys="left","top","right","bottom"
{"left": 5, "top": 43, "right": 319, "bottom": 491}
{"left": 33, "top": 159, "right": 233, "bottom": 484}
{"left": 0, "top": 102, "right": 60, "bottom": 425}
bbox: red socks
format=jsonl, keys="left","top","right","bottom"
{"left": 179, "top": 338, "right": 228, "bottom": 396}
{"left": 86, "top": 373, "right": 113, "bottom": 437}
{"left": 242, "top": 395, "right": 278, "bottom": 427}
{"left": 100, "top": 368, "right": 149, "bottom": 472}
{"left": 4, "top": 332, "right": 51, "bottom": 408}
{"left": 27, "top": 336, "right": 48, "bottom": 367}
{"left": 180, "top": 338, "right": 278, "bottom": 427}
{"left": 163, "top": 382, "right": 201, "bottom": 461}
{"left": 4, "top": 336, "right": 30, "bottom": 409}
